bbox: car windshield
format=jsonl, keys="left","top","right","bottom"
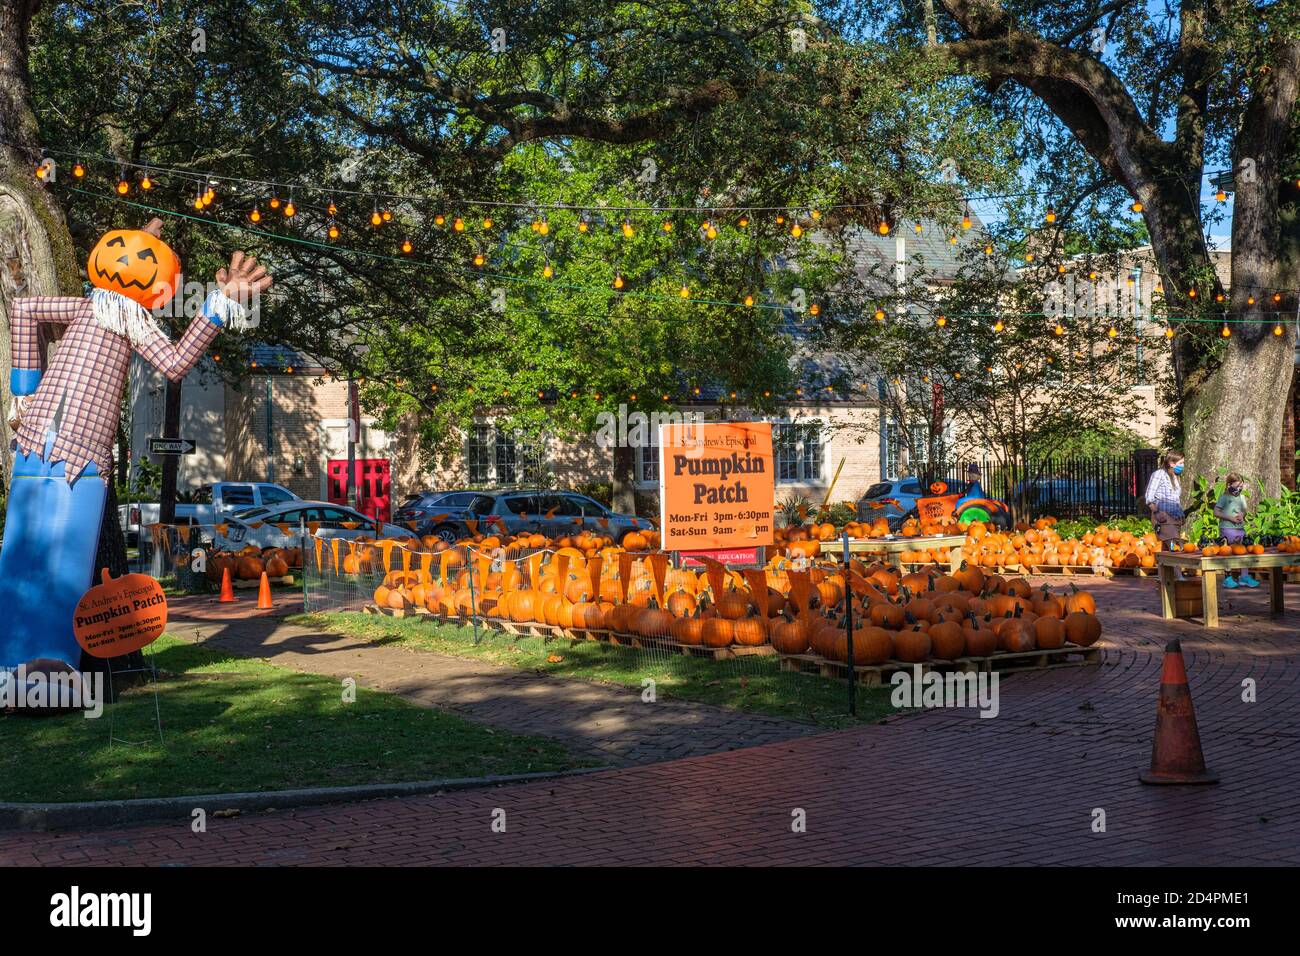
{"left": 863, "top": 482, "right": 895, "bottom": 499}
{"left": 468, "top": 495, "right": 495, "bottom": 516}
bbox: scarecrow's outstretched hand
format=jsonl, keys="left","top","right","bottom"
{"left": 216, "top": 251, "right": 273, "bottom": 311}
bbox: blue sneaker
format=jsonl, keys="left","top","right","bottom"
{"left": 1239, "top": 573, "right": 1261, "bottom": 589}
{"left": 1224, "top": 576, "right": 1239, "bottom": 589}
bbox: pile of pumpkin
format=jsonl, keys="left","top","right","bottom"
{"left": 773, "top": 515, "right": 964, "bottom": 559}
{"left": 369, "top": 550, "right": 1102, "bottom": 661}
{"left": 336, "top": 528, "right": 652, "bottom": 576}
{"left": 207, "top": 545, "right": 302, "bottom": 582}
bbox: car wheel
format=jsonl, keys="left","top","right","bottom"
{"left": 433, "top": 524, "right": 459, "bottom": 545}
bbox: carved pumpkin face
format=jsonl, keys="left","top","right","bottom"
{"left": 87, "top": 229, "right": 181, "bottom": 309}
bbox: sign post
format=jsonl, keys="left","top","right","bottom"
{"left": 659, "top": 421, "right": 776, "bottom": 564}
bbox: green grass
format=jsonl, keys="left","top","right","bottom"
{"left": 289, "top": 612, "right": 897, "bottom": 728}
{"left": 0, "top": 635, "right": 588, "bottom": 804}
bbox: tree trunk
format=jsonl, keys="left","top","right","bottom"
{"left": 611, "top": 443, "right": 637, "bottom": 514}
{"left": 158, "top": 377, "right": 183, "bottom": 522}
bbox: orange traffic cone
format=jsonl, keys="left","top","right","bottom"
{"left": 257, "top": 571, "right": 274, "bottom": 610}
{"left": 218, "top": 566, "right": 236, "bottom": 603}
{"left": 1140, "top": 639, "right": 1219, "bottom": 784}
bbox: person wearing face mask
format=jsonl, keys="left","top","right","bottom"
{"left": 1215, "top": 473, "right": 1259, "bottom": 589}
{"left": 1144, "top": 451, "right": 1187, "bottom": 552}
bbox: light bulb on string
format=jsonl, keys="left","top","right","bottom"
{"left": 472, "top": 251, "right": 485, "bottom": 267}
{"left": 1024, "top": 252, "right": 1035, "bottom": 263}
{"left": 327, "top": 220, "right": 339, "bottom": 240}
{"left": 401, "top": 238, "right": 412, "bottom": 254}
{"left": 481, "top": 216, "right": 493, "bottom": 230}
{"left": 434, "top": 214, "right": 445, "bottom": 227}
{"left": 72, "top": 161, "right": 85, "bottom": 178}
{"left": 914, "top": 223, "right": 923, "bottom": 235}
{"left": 662, "top": 219, "right": 674, "bottom": 233}
{"left": 810, "top": 209, "right": 821, "bottom": 221}
{"left": 116, "top": 177, "right": 130, "bottom": 195}
{"left": 1216, "top": 188, "right": 1227, "bottom": 202}
{"left": 1188, "top": 288, "right": 1196, "bottom": 298}
{"left": 775, "top": 213, "right": 786, "bottom": 225}
{"left": 936, "top": 314, "right": 947, "bottom": 328}
{"left": 948, "top": 234, "right": 958, "bottom": 245}
{"left": 612, "top": 274, "right": 625, "bottom": 290}
{"left": 381, "top": 209, "right": 392, "bottom": 222}
{"left": 249, "top": 206, "right": 262, "bottom": 223}
{"left": 1275, "top": 323, "right": 1285, "bottom": 336}
{"left": 1054, "top": 322, "right": 1065, "bottom": 336}
{"left": 791, "top": 222, "right": 804, "bottom": 237}
{"left": 1107, "top": 325, "right": 1118, "bottom": 338}
{"left": 269, "top": 197, "right": 281, "bottom": 209}
{"left": 1164, "top": 325, "right": 1175, "bottom": 339}
{"left": 1273, "top": 292, "right": 1283, "bottom": 304}
{"left": 621, "top": 219, "right": 635, "bottom": 238}
{"left": 961, "top": 204, "right": 972, "bottom": 230}
{"left": 1045, "top": 206, "right": 1056, "bottom": 224}
{"left": 744, "top": 294, "right": 755, "bottom": 308}
{"left": 874, "top": 308, "right": 886, "bottom": 321}
{"left": 983, "top": 244, "right": 994, "bottom": 255}
{"left": 1221, "top": 322, "right": 1231, "bottom": 337}
{"left": 877, "top": 219, "right": 890, "bottom": 236}
{"left": 371, "top": 203, "right": 382, "bottom": 227}
{"left": 1131, "top": 200, "right": 1144, "bottom": 213}
{"left": 679, "top": 284, "right": 691, "bottom": 299}
{"left": 542, "top": 261, "right": 554, "bottom": 279}
{"left": 737, "top": 214, "right": 749, "bottom": 228}
{"left": 1247, "top": 294, "right": 1256, "bottom": 305}
{"left": 327, "top": 199, "right": 337, "bottom": 216}
{"left": 809, "top": 303, "right": 821, "bottom": 316}
{"left": 141, "top": 173, "right": 154, "bottom": 191}
{"left": 1215, "top": 292, "right": 1224, "bottom": 303}
{"left": 577, "top": 215, "right": 590, "bottom": 233}
{"left": 453, "top": 216, "right": 465, "bottom": 232}
{"left": 283, "top": 192, "right": 295, "bottom": 218}
{"left": 705, "top": 222, "right": 718, "bottom": 240}
{"left": 538, "top": 217, "right": 550, "bottom": 236}
{"left": 993, "top": 319, "right": 1004, "bottom": 332}
{"left": 192, "top": 187, "right": 204, "bottom": 211}
{"left": 1058, "top": 264, "right": 1067, "bottom": 274}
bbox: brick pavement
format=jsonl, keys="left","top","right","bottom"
{"left": 3, "top": 574, "right": 1298, "bottom": 865}
{"left": 160, "top": 594, "right": 820, "bottom": 766}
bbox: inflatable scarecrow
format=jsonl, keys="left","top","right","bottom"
{"left": 0, "top": 218, "right": 271, "bottom": 670}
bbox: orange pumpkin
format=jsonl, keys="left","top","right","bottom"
{"left": 87, "top": 227, "right": 182, "bottom": 309}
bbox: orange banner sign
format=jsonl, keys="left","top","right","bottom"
{"left": 588, "top": 556, "right": 603, "bottom": 602}
{"left": 743, "top": 568, "right": 769, "bottom": 617}
{"left": 618, "top": 552, "right": 633, "bottom": 603}
{"left": 74, "top": 569, "right": 167, "bottom": 659}
{"left": 646, "top": 552, "right": 667, "bottom": 606}
{"left": 658, "top": 421, "right": 774, "bottom": 552}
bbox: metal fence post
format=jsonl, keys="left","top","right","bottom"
{"left": 842, "top": 530, "right": 856, "bottom": 717}
{"left": 467, "top": 547, "right": 481, "bottom": 645}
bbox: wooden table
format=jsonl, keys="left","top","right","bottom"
{"left": 819, "top": 535, "right": 968, "bottom": 574}
{"left": 1155, "top": 551, "right": 1289, "bottom": 627}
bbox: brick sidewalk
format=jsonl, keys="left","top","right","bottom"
{"left": 4, "top": 575, "right": 1298, "bottom": 865}
{"left": 161, "top": 595, "right": 820, "bottom": 766}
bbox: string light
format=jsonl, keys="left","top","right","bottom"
{"left": 248, "top": 206, "right": 262, "bottom": 223}
{"left": 434, "top": 214, "right": 445, "bottom": 226}
{"left": 1164, "top": 325, "right": 1175, "bottom": 339}
{"left": 269, "top": 197, "right": 281, "bottom": 209}
{"left": 453, "top": 217, "right": 465, "bottom": 232}
{"left": 809, "top": 303, "right": 821, "bottom": 316}
{"left": 1107, "top": 325, "right": 1118, "bottom": 338}
{"left": 482, "top": 216, "right": 493, "bottom": 230}
{"left": 116, "top": 178, "right": 129, "bottom": 195}
{"left": 678, "top": 284, "right": 690, "bottom": 299}
{"left": 542, "top": 261, "right": 554, "bottom": 279}
{"left": 381, "top": 209, "right": 392, "bottom": 222}
{"left": 1221, "top": 322, "right": 1231, "bottom": 337}
{"left": 1275, "top": 323, "right": 1285, "bottom": 336}
{"left": 401, "top": 238, "right": 412, "bottom": 254}
{"left": 936, "top": 314, "right": 947, "bottom": 327}
{"left": 327, "top": 220, "right": 339, "bottom": 240}
{"left": 744, "top": 294, "right": 755, "bottom": 308}
{"left": 1216, "top": 188, "right": 1227, "bottom": 202}
{"left": 141, "top": 173, "right": 154, "bottom": 191}
{"left": 810, "top": 209, "right": 821, "bottom": 220}
{"left": 327, "top": 199, "right": 337, "bottom": 216}
{"left": 874, "top": 308, "right": 886, "bottom": 321}
{"left": 612, "top": 274, "right": 625, "bottom": 290}
{"left": 578, "top": 216, "right": 589, "bottom": 233}
{"left": 1131, "top": 200, "right": 1144, "bottom": 213}
{"left": 472, "top": 251, "right": 485, "bottom": 267}
{"left": 914, "top": 223, "right": 923, "bottom": 235}
{"left": 737, "top": 215, "right": 749, "bottom": 228}
{"left": 961, "top": 204, "right": 972, "bottom": 230}
{"left": 877, "top": 219, "right": 890, "bottom": 236}
{"left": 1054, "top": 322, "right": 1065, "bottom": 336}
{"left": 622, "top": 219, "right": 635, "bottom": 238}
{"left": 993, "top": 319, "right": 1004, "bottom": 332}
{"left": 1045, "top": 206, "right": 1056, "bottom": 224}
{"left": 662, "top": 219, "right": 674, "bottom": 233}
{"left": 72, "top": 161, "right": 85, "bottom": 178}
{"left": 1247, "top": 295, "right": 1256, "bottom": 305}
{"left": 791, "top": 222, "right": 804, "bottom": 237}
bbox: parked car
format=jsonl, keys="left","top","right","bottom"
{"left": 434, "top": 490, "right": 652, "bottom": 545}
{"left": 392, "top": 490, "right": 480, "bottom": 536}
{"left": 209, "top": 501, "right": 417, "bottom": 552}
{"left": 120, "top": 481, "right": 301, "bottom": 546}
{"left": 855, "top": 479, "right": 926, "bottom": 523}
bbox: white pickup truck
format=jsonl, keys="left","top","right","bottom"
{"left": 119, "top": 481, "right": 301, "bottom": 546}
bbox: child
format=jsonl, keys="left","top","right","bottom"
{"left": 1215, "top": 474, "right": 1259, "bottom": 589}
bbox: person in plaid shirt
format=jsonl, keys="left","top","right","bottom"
{"left": 1, "top": 218, "right": 272, "bottom": 671}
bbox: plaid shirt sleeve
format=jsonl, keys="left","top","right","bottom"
{"left": 133, "top": 309, "right": 221, "bottom": 381}
{"left": 8, "top": 297, "right": 86, "bottom": 395}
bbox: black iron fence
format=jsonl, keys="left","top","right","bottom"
{"left": 920, "top": 450, "right": 1159, "bottom": 520}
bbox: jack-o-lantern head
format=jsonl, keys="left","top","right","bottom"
{"left": 86, "top": 220, "right": 181, "bottom": 309}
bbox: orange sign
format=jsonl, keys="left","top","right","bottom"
{"left": 658, "top": 421, "right": 775, "bottom": 552}
{"left": 73, "top": 569, "right": 168, "bottom": 659}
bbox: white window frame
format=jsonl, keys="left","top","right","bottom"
{"left": 771, "top": 418, "right": 827, "bottom": 485}
{"left": 465, "top": 421, "right": 548, "bottom": 487}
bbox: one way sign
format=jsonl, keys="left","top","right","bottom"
{"left": 149, "top": 438, "right": 197, "bottom": 456}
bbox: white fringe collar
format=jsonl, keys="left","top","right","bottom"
{"left": 88, "top": 288, "right": 162, "bottom": 350}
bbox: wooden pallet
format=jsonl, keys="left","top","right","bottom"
{"left": 631, "top": 634, "right": 777, "bottom": 660}
{"left": 362, "top": 603, "right": 430, "bottom": 619}
{"left": 1109, "top": 565, "right": 1154, "bottom": 577}
{"left": 778, "top": 644, "right": 1102, "bottom": 686}
{"left": 233, "top": 574, "right": 295, "bottom": 589}
{"left": 1023, "top": 564, "right": 1114, "bottom": 578}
